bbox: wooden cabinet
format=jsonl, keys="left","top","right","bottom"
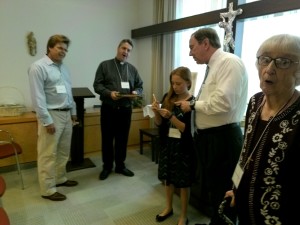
{"left": 0, "top": 112, "right": 38, "bottom": 167}
{"left": 84, "top": 107, "right": 150, "bottom": 153}
{"left": 128, "top": 108, "right": 151, "bottom": 145}
{"left": 84, "top": 108, "right": 101, "bottom": 154}
{"left": 0, "top": 108, "right": 150, "bottom": 167}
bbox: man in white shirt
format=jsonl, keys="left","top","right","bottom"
{"left": 178, "top": 28, "right": 248, "bottom": 225}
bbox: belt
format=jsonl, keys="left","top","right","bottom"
{"left": 51, "top": 108, "right": 71, "bottom": 111}
{"left": 115, "top": 106, "right": 131, "bottom": 110}
{"left": 102, "top": 104, "right": 131, "bottom": 110}
{"left": 197, "top": 123, "right": 239, "bottom": 133}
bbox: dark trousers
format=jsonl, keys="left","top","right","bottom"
{"left": 194, "top": 123, "right": 242, "bottom": 225}
{"left": 100, "top": 104, "right": 132, "bottom": 171}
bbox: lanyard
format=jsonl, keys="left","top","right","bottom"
{"left": 243, "top": 91, "right": 295, "bottom": 169}
{"left": 114, "top": 59, "right": 128, "bottom": 82}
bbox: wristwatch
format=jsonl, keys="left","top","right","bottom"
{"left": 189, "top": 100, "right": 195, "bottom": 110}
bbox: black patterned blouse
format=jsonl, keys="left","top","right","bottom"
{"left": 235, "top": 92, "right": 300, "bottom": 225}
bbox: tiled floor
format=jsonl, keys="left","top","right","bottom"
{"left": 0, "top": 147, "right": 209, "bottom": 225}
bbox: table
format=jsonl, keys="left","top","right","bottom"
{"left": 139, "top": 128, "right": 160, "bottom": 163}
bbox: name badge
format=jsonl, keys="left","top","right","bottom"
{"left": 121, "top": 81, "right": 130, "bottom": 89}
{"left": 232, "top": 163, "right": 244, "bottom": 189}
{"left": 168, "top": 128, "right": 181, "bottom": 138}
{"left": 56, "top": 85, "right": 67, "bottom": 93}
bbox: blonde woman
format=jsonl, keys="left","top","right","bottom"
{"left": 152, "top": 66, "right": 196, "bottom": 225}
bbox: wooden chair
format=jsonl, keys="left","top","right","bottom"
{"left": 0, "top": 130, "right": 24, "bottom": 189}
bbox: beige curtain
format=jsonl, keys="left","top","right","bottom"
{"left": 151, "top": 0, "right": 176, "bottom": 103}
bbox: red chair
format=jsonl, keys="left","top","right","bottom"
{"left": 0, "top": 207, "right": 10, "bottom": 225}
{"left": 0, "top": 130, "right": 24, "bottom": 189}
{"left": 0, "top": 175, "right": 6, "bottom": 207}
{"left": 0, "top": 176, "right": 10, "bottom": 225}
{"left": 0, "top": 176, "right": 5, "bottom": 198}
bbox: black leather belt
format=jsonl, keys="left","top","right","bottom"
{"left": 51, "top": 108, "right": 71, "bottom": 111}
{"left": 102, "top": 103, "right": 131, "bottom": 110}
{"left": 197, "top": 123, "right": 239, "bottom": 133}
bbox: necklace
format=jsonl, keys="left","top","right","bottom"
{"left": 261, "top": 91, "right": 296, "bottom": 120}
{"left": 176, "top": 93, "right": 191, "bottom": 101}
{"left": 114, "top": 59, "right": 128, "bottom": 82}
{"left": 243, "top": 90, "right": 296, "bottom": 169}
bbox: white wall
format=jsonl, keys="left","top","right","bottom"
{"left": 0, "top": 0, "right": 154, "bottom": 110}
{"left": 134, "top": 0, "right": 154, "bottom": 105}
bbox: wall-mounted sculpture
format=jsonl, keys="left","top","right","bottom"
{"left": 27, "top": 32, "right": 37, "bottom": 56}
{"left": 219, "top": 3, "right": 243, "bottom": 52}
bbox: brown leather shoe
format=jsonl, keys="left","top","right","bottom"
{"left": 42, "top": 192, "right": 66, "bottom": 201}
{"left": 56, "top": 180, "right": 78, "bottom": 187}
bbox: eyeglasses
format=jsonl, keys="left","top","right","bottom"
{"left": 55, "top": 46, "right": 68, "bottom": 52}
{"left": 257, "top": 56, "right": 299, "bottom": 69}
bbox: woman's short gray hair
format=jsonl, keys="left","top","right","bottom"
{"left": 256, "top": 34, "right": 300, "bottom": 86}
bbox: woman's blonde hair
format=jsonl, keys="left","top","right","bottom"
{"left": 162, "top": 66, "right": 192, "bottom": 110}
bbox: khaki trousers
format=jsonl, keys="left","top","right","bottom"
{"left": 37, "top": 110, "right": 72, "bottom": 196}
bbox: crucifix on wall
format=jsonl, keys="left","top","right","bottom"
{"left": 219, "top": 2, "right": 243, "bottom": 52}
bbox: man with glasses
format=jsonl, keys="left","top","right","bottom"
{"left": 178, "top": 27, "right": 248, "bottom": 225}
{"left": 28, "top": 34, "right": 78, "bottom": 201}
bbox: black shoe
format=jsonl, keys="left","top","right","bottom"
{"left": 42, "top": 192, "right": 66, "bottom": 201}
{"left": 115, "top": 168, "right": 134, "bottom": 177}
{"left": 156, "top": 209, "right": 173, "bottom": 222}
{"left": 99, "top": 169, "right": 111, "bottom": 180}
{"left": 194, "top": 224, "right": 206, "bottom": 225}
{"left": 56, "top": 180, "right": 78, "bottom": 187}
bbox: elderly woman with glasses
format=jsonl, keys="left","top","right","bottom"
{"left": 224, "top": 34, "right": 300, "bottom": 225}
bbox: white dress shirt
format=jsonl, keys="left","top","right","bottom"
{"left": 194, "top": 48, "right": 248, "bottom": 129}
